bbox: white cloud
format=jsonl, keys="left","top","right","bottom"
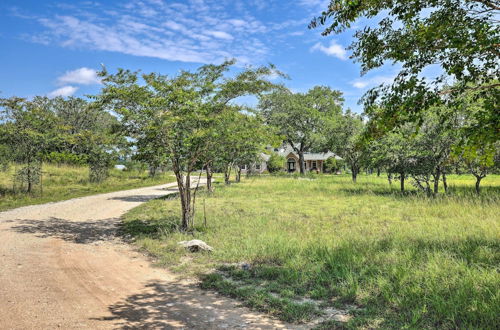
{"left": 352, "top": 81, "right": 369, "bottom": 89}
{"left": 48, "top": 85, "right": 78, "bottom": 97}
{"left": 311, "top": 40, "right": 347, "bottom": 60}
{"left": 28, "top": 1, "right": 308, "bottom": 65}
{"left": 298, "top": 0, "right": 329, "bottom": 11}
{"left": 205, "top": 30, "right": 234, "bottom": 40}
{"left": 58, "top": 67, "right": 101, "bottom": 85}
{"left": 351, "top": 75, "right": 396, "bottom": 89}
{"left": 228, "top": 19, "right": 246, "bottom": 27}
{"left": 298, "top": 0, "right": 324, "bottom": 6}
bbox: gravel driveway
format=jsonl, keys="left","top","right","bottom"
{"left": 0, "top": 182, "right": 291, "bottom": 329}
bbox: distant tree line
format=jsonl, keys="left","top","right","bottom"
{"left": 0, "top": 96, "right": 122, "bottom": 194}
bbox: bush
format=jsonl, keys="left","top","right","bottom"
{"left": 324, "top": 157, "right": 345, "bottom": 173}
{"left": 267, "top": 153, "right": 285, "bottom": 173}
{"left": 88, "top": 149, "right": 114, "bottom": 183}
{"left": 13, "top": 163, "right": 42, "bottom": 193}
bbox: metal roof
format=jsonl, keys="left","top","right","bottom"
{"left": 277, "top": 144, "right": 341, "bottom": 161}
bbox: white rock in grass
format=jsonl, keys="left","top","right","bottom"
{"left": 178, "top": 239, "right": 213, "bottom": 252}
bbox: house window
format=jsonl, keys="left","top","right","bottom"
{"left": 311, "top": 161, "right": 317, "bottom": 170}
{"left": 242, "top": 165, "right": 247, "bottom": 170}
{"left": 287, "top": 158, "right": 296, "bottom": 172}
{"left": 256, "top": 164, "right": 261, "bottom": 170}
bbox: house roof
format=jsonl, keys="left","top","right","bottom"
{"left": 277, "top": 144, "right": 341, "bottom": 161}
{"left": 303, "top": 152, "right": 340, "bottom": 161}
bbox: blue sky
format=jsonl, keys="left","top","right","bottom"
{"left": 0, "top": 0, "right": 398, "bottom": 112}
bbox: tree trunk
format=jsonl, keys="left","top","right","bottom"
{"left": 206, "top": 164, "right": 213, "bottom": 193}
{"left": 224, "top": 165, "right": 232, "bottom": 185}
{"left": 425, "top": 180, "right": 432, "bottom": 197}
{"left": 433, "top": 168, "right": 441, "bottom": 194}
{"left": 149, "top": 166, "right": 156, "bottom": 177}
{"left": 400, "top": 172, "right": 405, "bottom": 192}
{"left": 442, "top": 172, "right": 448, "bottom": 193}
{"left": 351, "top": 167, "right": 357, "bottom": 183}
{"left": 475, "top": 175, "right": 483, "bottom": 194}
{"left": 40, "top": 164, "right": 43, "bottom": 196}
{"left": 377, "top": 168, "right": 381, "bottom": 177}
{"left": 27, "top": 166, "right": 32, "bottom": 194}
{"left": 298, "top": 151, "right": 305, "bottom": 175}
{"left": 387, "top": 172, "right": 393, "bottom": 185}
{"left": 174, "top": 168, "right": 191, "bottom": 231}
{"left": 236, "top": 166, "right": 242, "bottom": 183}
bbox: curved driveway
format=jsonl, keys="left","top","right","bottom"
{"left": 0, "top": 182, "right": 290, "bottom": 329}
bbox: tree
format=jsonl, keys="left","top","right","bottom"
{"left": 260, "top": 86, "right": 343, "bottom": 174}
{"left": 459, "top": 142, "right": 499, "bottom": 194}
{"left": 414, "top": 109, "right": 458, "bottom": 194}
{"left": 0, "top": 97, "right": 62, "bottom": 193}
{"left": 54, "top": 97, "right": 122, "bottom": 182}
{"left": 329, "top": 110, "right": 365, "bottom": 182}
{"left": 310, "top": 0, "right": 499, "bottom": 145}
{"left": 212, "top": 108, "right": 271, "bottom": 184}
{"left": 368, "top": 125, "right": 417, "bottom": 192}
{"left": 98, "top": 60, "right": 278, "bottom": 230}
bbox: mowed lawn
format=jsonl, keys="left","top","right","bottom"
{"left": 123, "top": 174, "right": 500, "bottom": 328}
{"left": 0, "top": 164, "right": 176, "bottom": 211}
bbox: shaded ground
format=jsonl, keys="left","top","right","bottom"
{"left": 0, "top": 182, "right": 295, "bottom": 329}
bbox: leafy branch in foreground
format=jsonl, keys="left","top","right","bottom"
{"left": 310, "top": 0, "right": 499, "bottom": 145}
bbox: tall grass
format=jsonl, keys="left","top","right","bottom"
{"left": 0, "top": 163, "right": 175, "bottom": 211}
{"left": 123, "top": 174, "right": 500, "bottom": 328}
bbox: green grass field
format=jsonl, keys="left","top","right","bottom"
{"left": 0, "top": 164, "right": 176, "bottom": 211}
{"left": 123, "top": 174, "right": 500, "bottom": 328}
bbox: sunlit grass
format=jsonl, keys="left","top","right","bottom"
{"left": 0, "top": 163, "right": 176, "bottom": 211}
{"left": 123, "top": 174, "right": 500, "bottom": 328}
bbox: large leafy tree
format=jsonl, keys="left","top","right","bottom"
{"left": 54, "top": 97, "right": 123, "bottom": 181}
{"left": 98, "top": 60, "right": 278, "bottom": 230}
{"left": 310, "top": 0, "right": 499, "bottom": 144}
{"left": 259, "top": 86, "right": 343, "bottom": 174}
{"left": 213, "top": 108, "right": 271, "bottom": 184}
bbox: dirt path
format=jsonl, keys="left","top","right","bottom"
{"left": 0, "top": 182, "right": 295, "bottom": 329}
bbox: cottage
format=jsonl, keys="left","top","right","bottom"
{"left": 241, "top": 144, "right": 341, "bottom": 174}
{"left": 276, "top": 144, "right": 340, "bottom": 173}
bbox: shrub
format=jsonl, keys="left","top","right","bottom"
{"left": 267, "top": 153, "right": 285, "bottom": 173}
{"left": 13, "top": 163, "right": 42, "bottom": 193}
{"left": 88, "top": 150, "right": 114, "bottom": 183}
{"left": 324, "top": 157, "right": 345, "bottom": 173}
{"left": 44, "top": 151, "right": 88, "bottom": 166}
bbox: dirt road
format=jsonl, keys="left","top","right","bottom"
{"left": 0, "top": 183, "right": 293, "bottom": 329}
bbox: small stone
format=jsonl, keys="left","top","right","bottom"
{"left": 178, "top": 239, "right": 213, "bottom": 252}
{"left": 332, "top": 314, "right": 351, "bottom": 323}
{"left": 241, "top": 263, "right": 251, "bottom": 270}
